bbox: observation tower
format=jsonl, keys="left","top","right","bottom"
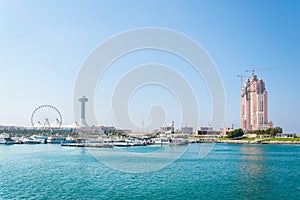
{"left": 78, "top": 96, "right": 89, "bottom": 127}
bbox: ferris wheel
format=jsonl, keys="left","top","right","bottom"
{"left": 31, "top": 105, "right": 62, "bottom": 129}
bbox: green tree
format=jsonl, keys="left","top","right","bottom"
{"left": 228, "top": 128, "right": 244, "bottom": 138}
{"left": 270, "top": 127, "right": 283, "bottom": 137}
{"left": 251, "top": 127, "right": 283, "bottom": 137}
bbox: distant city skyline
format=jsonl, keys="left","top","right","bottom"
{"left": 0, "top": 1, "right": 299, "bottom": 132}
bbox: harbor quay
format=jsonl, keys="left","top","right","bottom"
{"left": 1, "top": 124, "right": 300, "bottom": 146}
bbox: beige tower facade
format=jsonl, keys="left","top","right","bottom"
{"left": 240, "top": 75, "right": 273, "bottom": 131}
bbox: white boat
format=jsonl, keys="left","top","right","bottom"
{"left": 153, "top": 138, "right": 171, "bottom": 145}
{"left": 31, "top": 135, "right": 48, "bottom": 143}
{"left": 61, "top": 136, "right": 76, "bottom": 144}
{"left": 100, "top": 138, "right": 146, "bottom": 147}
{"left": 47, "top": 137, "right": 66, "bottom": 144}
{"left": 170, "top": 138, "right": 188, "bottom": 145}
{"left": 21, "top": 137, "right": 42, "bottom": 144}
{"left": 0, "top": 134, "right": 14, "bottom": 145}
{"left": 153, "top": 137, "right": 188, "bottom": 145}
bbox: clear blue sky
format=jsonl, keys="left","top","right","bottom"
{"left": 0, "top": 0, "right": 299, "bottom": 132}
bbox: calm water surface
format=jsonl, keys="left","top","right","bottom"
{"left": 0, "top": 144, "right": 299, "bottom": 199}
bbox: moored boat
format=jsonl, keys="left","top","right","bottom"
{"left": 21, "top": 137, "right": 42, "bottom": 144}
{"left": 47, "top": 136, "right": 66, "bottom": 144}
{"left": 0, "top": 133, "right": 14, "bottom": 145}
{"left": 170, "top": 138, "right": 188, "bottom": 145}
{"left": 63, "top": 136, "right": 77, "bottom": 144}
{"left": 153, "top": 138, "right": 171, "bottom": 145}
{"left": 31, "top": 135, "right": 48, "bottom": 143}
{"left": 152, "top": 137, "right": 188, "bottom": 145}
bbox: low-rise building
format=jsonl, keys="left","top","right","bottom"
{"left": 275, "top": 133, "right": 296, "bottom": 138}
{"left": 180, "top": 126, "right": 194, "bottom": 135}
{"left": 220, "top": 127, "right": 234, "bottom": 137}
{"left": 195, "top": 126, "right": 220, "bottom": 136}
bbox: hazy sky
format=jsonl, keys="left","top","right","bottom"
{"left": 0, "top": 0, "right": 299, "bottom": 132}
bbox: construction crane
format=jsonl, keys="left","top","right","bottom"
{"left": 245, "top": 67, "right": 273, "bottom": 77}
{"left": 237, "top": 74, "right": 249, "bottom": 88}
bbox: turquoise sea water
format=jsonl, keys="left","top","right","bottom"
{"left": 0, "top": 144, "right": 299, "bottom": 199}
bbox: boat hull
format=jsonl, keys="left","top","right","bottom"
{"left": 0, "top": 138, "right": 15, "bottom": 145}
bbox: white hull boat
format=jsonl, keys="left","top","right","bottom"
{"left": 0, "top": 134, "right": 14, "bottom": 145}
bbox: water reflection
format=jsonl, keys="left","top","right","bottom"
{"left": 237, "top": 145, "right": 270, "bottom": 198}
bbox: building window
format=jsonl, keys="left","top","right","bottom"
{"left": 259, "top": 114, "right": 264, "bottom": 124}
{"left": 258, "top": 94, "right": 263, "bottom": 111}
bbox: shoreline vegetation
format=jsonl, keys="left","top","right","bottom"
{"left": 212, "top": 127, "right": 300, "bottom": 145}
{"left": 216, "top": 137, "right": 300, "bottom": 145}
{"left": 190, "top": 127, "right": 300, "bottom": 145}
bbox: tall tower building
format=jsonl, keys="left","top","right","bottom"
{"left": 78, "top": 96, "right": 89, "bottom": 127}
{"left": 240, "top": 74, "right": 272, "bottom": 131}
